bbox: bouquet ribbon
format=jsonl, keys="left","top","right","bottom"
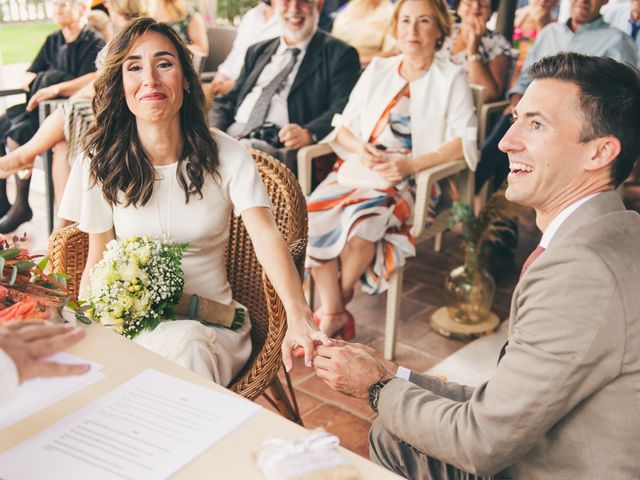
{"left": 175, "top": 294, "right": 245, "bottom": 330}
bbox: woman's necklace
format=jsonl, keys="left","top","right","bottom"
{"left": 155, "top": 166, "right": 174, "bottom": 239}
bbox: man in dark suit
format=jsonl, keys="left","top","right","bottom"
{"left": 209, "top": 0, "right": 360, "bottom": 166}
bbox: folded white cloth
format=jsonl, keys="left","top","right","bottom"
{"left": 256, "top": 431, "right": 358, "bottom": 480}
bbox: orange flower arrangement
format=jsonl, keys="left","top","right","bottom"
{"left": 0, "top": 234, "right": 69, "bottom": 323}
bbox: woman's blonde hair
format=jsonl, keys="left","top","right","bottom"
{"left": 108, "top": 0, "right": 148, "bottom": 19}
{"left": 390, "top": 0, "right": 453, "bottom": 50}
{"left": 162, "top": 0, "right": 189, "bottom": 20}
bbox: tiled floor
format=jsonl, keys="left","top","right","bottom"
{"left": 21, "top": 182, "right": 636, "bottom": 461}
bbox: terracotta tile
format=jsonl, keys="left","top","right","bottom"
{"left": 399, "top": 297, "right": 431, "bottom": 321}
{"left": 256, "top": 386, "right": 322, "bottom": 418}
{"left": 404, "top": 283, "right": 446, "bottom": 308}
{"left": 297, "top": 373, "right": 375, "bottom": 421}
{"left": 419, "top": 331, "right": 468, "bottom": 359}
{"left": 277, "top": 356, "right": 316, "bottom": 386}
{"left": 367, "top": 339, "right": 441, "bottom": 372}
{"left": 397, "top": 320, "right": 433, "bottom": 348}
{"left": 302, "top": 404, "right": 372, "bottom": 458}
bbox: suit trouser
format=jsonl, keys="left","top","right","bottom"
{"left": 369, "top": 419, "right": 491, "bottom": 480}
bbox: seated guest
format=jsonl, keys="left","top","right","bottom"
{"left": 0, "top": 322, "right": 89, "bottom": 406}
{"left": 209, "top": 0, "right": 361, "bottom": 164}
{"left": 313, "top": 53, "right": 640, "bottom": 479}
{"left": 511, "top": 0, "right": 558, "bottom": 83}
{"left": 603, "top": 0, "right": 640, "bottom": 67}
{"left": 0, "top": 0, "right": 148, "bottom": 230}
{"left": 475, "top": 0, "right": 637, "bottom": 196}
{"left": 151, "top": 0, "right": 209, "bottom": 56}
{"left": 87, "top": 8, "right": 113, "bottom": 40}
{"left": 305, "top": 0, "right": 478, "bottom": 338}
{"left": 440, "top": 0, "right": 513, "bottom": 102}
{"left": 59, "top": 18, "right": 327, "bottom": 382}
{"left": 0, "top": 0, "right": 104, "bottom": 234}
{"left": 331, "top": 0, "right": 396, "bottom": 65}
{"left": 209, "top": 0, "right": 283, "bottom": 97}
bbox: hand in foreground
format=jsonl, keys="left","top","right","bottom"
{"left": 372, "top": 154, "right": 413, "bottom": 183}
{"left": 209, "top": 74, "right": 235, "bottom": 96}
{"left": 358, "top": 143, "right": 386, "bottom": 169}
{"left": 0, "top": 321, "right": 89, "bottom": 382}
{"left": 313, "top": 340, "right": 397, "bottom": 398}
{"left": 27, "top": 85, "right": 60, "bottom": 112}
{"left": 281, "top": 310, "right": 331, "bottom": 372}
{"left": 465, "top": 16, "right": 486, "bottom": 55}
{"left": 278, "top": 124, "right": 313, "bottom": 149}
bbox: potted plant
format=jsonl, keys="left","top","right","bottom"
{"left": 445, "top": 183, "right": 524, "bottom": 324}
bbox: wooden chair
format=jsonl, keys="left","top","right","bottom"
{"left": 48, "top": 149, "right": 307, "bottom": 423}
{"left": 297, "top": 85, "right": 485, "bottom": 359}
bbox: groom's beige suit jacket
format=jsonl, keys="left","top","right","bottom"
{"left": 377, "top": 190, "right": 640, "bottom": 478}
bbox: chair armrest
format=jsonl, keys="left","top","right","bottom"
{"left": 411, "top": 159, "right": 468, "bottom": 239}
{"left": 38, "top": 98, "right": 66, "bottom": 123}
{"left": 0, "top": 88, "right": 26, "bottom": 97}
{"left": 479, "top": 100, "right": 509, "bottom": 144}
{"left": 200, "top": 71, "right": 216, "bottom": 82}
{"left": 296, "top": 143, "right": 333, "bottom": 195}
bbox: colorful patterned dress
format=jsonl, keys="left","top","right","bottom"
{"left": 306, "top": 85, "right": 423, "bottom": 295}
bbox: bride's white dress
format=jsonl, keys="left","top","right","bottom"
{"left": 59, "top": 131, "right": 272, "bottom": 386}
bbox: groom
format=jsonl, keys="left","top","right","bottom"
{"left": 311, "top": 53, "right": 640, "bottom": 479}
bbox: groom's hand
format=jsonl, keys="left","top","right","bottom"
{"left": 313, "top": 341, "right": 397, "bottom": 398}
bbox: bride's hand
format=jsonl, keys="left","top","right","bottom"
{"left": 358, "top": 143, "right": 385, "bottom": 169}
{"left": 282, "top": 308, "right": 331, "bottom": 372}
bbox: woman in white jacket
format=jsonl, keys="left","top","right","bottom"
{"left": 305, "top": 0, "right": 478, "bottom": 339}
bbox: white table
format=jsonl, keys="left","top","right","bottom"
{"left": 0, "top": 322, "right": 400, "bottom": 479}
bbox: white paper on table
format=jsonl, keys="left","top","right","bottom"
{"left": 0, "top": 352, "right": 104, "bottom": 429}
{"left": 0, "top": 368, "right": 262, "bottom": 480}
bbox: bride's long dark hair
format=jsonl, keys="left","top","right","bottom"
{"left": 85, "top": 17, "right": 219, "bottom": 207}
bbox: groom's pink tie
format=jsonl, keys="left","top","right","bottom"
{"left": 520, "top": 245, "right": 546, "bottom": 277}
{"left": 497, "top": 245, "right": 547, "bottom": 364}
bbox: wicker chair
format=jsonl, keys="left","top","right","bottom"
{"left": 48, "top": 149, "right": 307, "bottom": 423}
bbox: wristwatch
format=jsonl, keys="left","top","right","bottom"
{"left": 368, "top": 379, "right": 392, "bottom": 413}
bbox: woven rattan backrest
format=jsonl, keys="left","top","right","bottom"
{"left": 48, "top": 149, "right": 307, "bottom": 400}
{"left": 226, "top": 149, "right": 307, "bottom": 398}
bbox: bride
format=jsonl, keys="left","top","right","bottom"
{"left": 59, "top": 18, "right": 327, "bottom": 384}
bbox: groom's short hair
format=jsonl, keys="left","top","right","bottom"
{"left": 529, "top": 52, "right": 640, "bottom": 187}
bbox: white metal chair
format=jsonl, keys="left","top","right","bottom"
{"left": 200, "top": 26, "right": 237, "bottom": 82}
{"left": 297, "top": 85, "right": 485, "bottom": 359}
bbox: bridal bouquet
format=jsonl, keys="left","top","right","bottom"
{"left": 86, "top": 236, "right": 188, "bottom": 339}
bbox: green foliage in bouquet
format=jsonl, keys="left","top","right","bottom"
{"left": 84, "top": 236, "right": 189, "bottom": 339}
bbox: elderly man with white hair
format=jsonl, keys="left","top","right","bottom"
{"left": 210, "top": 0, "right": 360, "bottom": 169}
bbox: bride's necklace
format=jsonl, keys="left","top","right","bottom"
{"left": 155, "top": 165, "right": 175, "bottom": 239}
